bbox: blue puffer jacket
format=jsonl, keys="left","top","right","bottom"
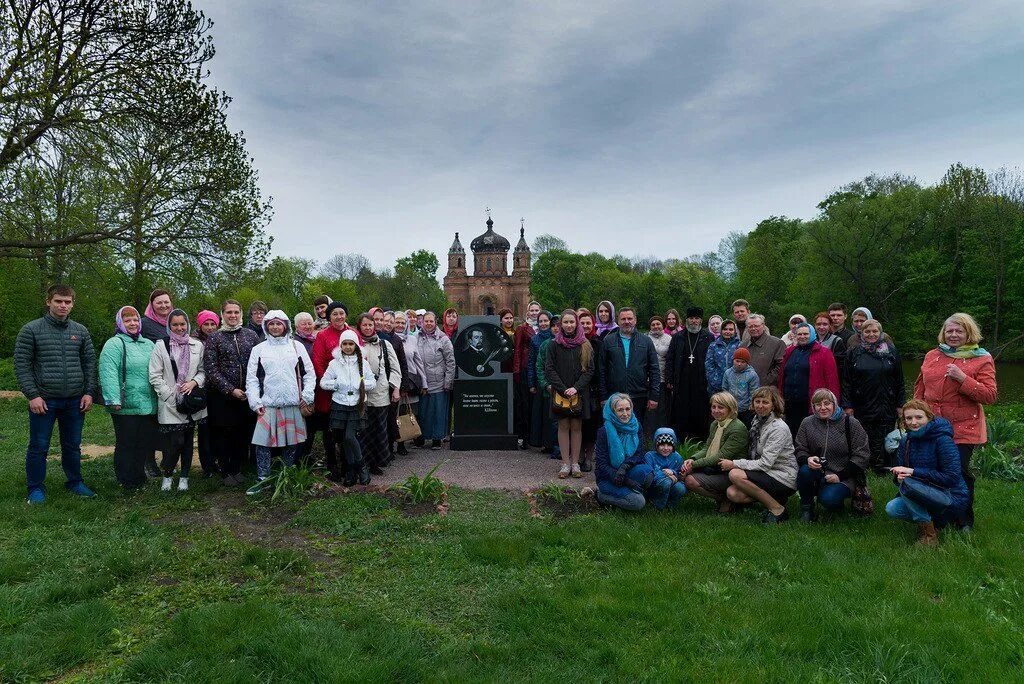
{"left": 895, "top": 417, "right": 969, "bottom": 513}
{"left": 705, "top": 335, "right": 740, "bottom": 394}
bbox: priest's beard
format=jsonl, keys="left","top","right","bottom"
{"left": 686, "top": 323, "right": 701, "bottom": 334}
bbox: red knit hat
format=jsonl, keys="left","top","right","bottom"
{"left": 733, "top": 347, "right": 751, "bottom": 362}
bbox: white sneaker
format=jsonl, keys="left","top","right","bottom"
{"left": 177, "top": 477, "right": 189, "bottom": 491}
{"left": 571, "top": 463, "right": 582, "bottom": 478}
{"left": 161, "top": 477, "right": 173, "bottom": 492}
{"left": 558, "top": 464, "right": 570, "bottom": 479}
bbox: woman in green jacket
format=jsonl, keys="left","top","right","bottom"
{"left": 99, "top": 306, "right": 158, "bottom": 489}
{"left": 683, "top": 391, "right": 750, "bottom": 512}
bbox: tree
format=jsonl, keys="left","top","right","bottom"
{"left": 320, "top": 253, "right": 371, "bottom": 281}
{"left": 0, "top": 0, "right": 213, "bottom": 171}
{"left": 395, "top": 249, "right": 439, "bottom": 280}
{"left": 532, "top": 234, "right": 568, "bottom": 256}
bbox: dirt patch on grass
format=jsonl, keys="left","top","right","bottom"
{"left": 45, "top": 444, "right": 112, "bottom": 460}
{"left": 0, "top": 390, "right": 22, "bottom": 399}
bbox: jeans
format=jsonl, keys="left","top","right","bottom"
{"left": 886, "top": 495, "right": 948, "bottom": 524}
{"left": 111, "top": 414, "right": 157, "bottom": 487}
{"left": 26, "top": 397, "right": 86, "bottom": 493}
{"left": 596, "top": 479, "right": 645, "bottom": 511}
{"left": 796, "top": 465, "right": 851, "bottom": 510}
{"left": 255, "top": 445, "right": 297, "bottom": 479}
{"left": 648, "top": 478, "right": 687, "bottom": 510}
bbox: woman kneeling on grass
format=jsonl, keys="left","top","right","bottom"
{"left": 720, "top": 387, "right": 797, "bottom": 524}
{"left": 886, "top": 400, "right": 969, "bottom": 546}
{"left": 244, "top": 310, "right": 316, "bottom": 494}
{"left": 683, "top": 392, "right": 749, "bottom": 513}
{"left": 794, "top": 388, "right": 871, "bottom": 522}
{"left": 594, "top": 393, "right": 645, "bottom": 510}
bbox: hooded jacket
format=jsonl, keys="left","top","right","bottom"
{"left": 894, "top": 417, "right": 969, "bottom": 512}
{"left": 244, "top": 312, "right": 316, "bottom": 411}
{"left": 320, "top": 341, "right": 378, "bottom": 407}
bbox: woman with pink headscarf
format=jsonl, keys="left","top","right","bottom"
{"left": 543, "top": 309, "right": 595, "bottom": 478}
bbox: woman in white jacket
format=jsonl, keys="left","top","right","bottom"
{"left": 244, "top": 310, "right": 315, "bottom": 491}
{"left": 720, "top": 386, "right": 799, "bottom": 523}
{"left": 355, "top": 313, "right": 402, "bottom": 473}
{"left": 320, "top": 328, "right": 377, "bottom": 486}
{"left": 149, "top": 309, "right": 207, "bottom": 492}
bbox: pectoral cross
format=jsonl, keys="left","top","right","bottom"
{"left": 688, "top": 353, "right": 695, "bottom": 364}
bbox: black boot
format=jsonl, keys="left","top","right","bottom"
{"left": 359, "top": 465, "right": 371, "bottom": 486}
{"left": 397, "top": 442, "right": 409, "bottom": 456}
{"left": 800, "top": 504, "right": 817, "bottom": 523}
{"left": 343, "top": 471, "right": 357, "bottom": 487}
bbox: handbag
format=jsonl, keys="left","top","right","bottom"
{"left": 398, "top": 396, "right": 421, "bottom": 442}
{"left": 899, "top": 476, "right": 952, "bottom": 511}
{"left": 851, "top": 482, "right": 875, "bottom": 516}
{"left": 551, "top": 389, "right": 581, "bottom": 417}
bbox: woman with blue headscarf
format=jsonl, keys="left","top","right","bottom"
{"left": 776, "top": 321, "right": 840, "bottom": 438}
{"left": 593, "top": 392, "right": 646, "bottom": 510}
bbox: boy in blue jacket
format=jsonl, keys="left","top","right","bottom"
{"left": 635, "top": 428, "right": 687, "bottom": 510}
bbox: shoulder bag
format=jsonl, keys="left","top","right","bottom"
{"left": 164, "top": 339, "right": 207, "bottom": 416}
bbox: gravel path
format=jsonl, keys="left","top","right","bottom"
{"left": 372, "top": 444, "right": 596, "bottom": 492}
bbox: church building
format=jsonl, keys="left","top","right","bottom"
{"left": 443, "top": 216, "right": 532, "bottom": 316}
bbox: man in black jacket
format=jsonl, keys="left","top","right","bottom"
{"left": 599, "top": 307, "right": 660, "bottom": 426}
{"left": 13, "top": 285, "right": 97, "bottom": 504}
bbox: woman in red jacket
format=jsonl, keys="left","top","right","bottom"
{"left": 777, "top": 322, "right": 840, "bottom": 438}
{"left": 914, "top": 312, "right": 997, "bottom": 531}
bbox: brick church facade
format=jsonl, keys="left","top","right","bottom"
{"left": 443, "top": 216, "right": 532, "bottom": 317}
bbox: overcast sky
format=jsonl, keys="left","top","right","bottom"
{"left": 200, "top": 1, "right": 1024, "bottom": 273}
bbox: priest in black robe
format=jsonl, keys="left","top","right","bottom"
{"left": 666, "top": 306, "right": 714, "bottom": 441}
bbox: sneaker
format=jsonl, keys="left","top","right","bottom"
{"left": 68, "top": 482, "right": 96, "bottom": 498}
{"left": 161, "top": 477, "right": 173, "bottom": 492}
{"left": 246, "top": 477, "right": 270, "bottom": 496}
{"left": 571, "top": 463, "right": 582, "bottom": 478}
{"left": 26, "top": 488, "right": 45, "bottom": 505}
{"left": 177, "top": 477, "right": 189, "bottom": 492}
{"left": 558, "top": 464, "right": 570, "bottom": 479}
{"left": 762, "top": 509, "right": 790, "bottom": 524}
{"left": 431, "top": 440, "right": 442, "bottom": 450}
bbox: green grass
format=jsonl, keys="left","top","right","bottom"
{"left": 0, "top": 395, "right": 1023, "bottom": 681}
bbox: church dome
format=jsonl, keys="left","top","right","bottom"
{"left": 470, "top": 217, "right": 510, "bottom": 253}
{"left": 449, "top": 232, "right": 465, "bottom": 254}
{"left": 515, "top": 227, "right": 530, "bottom": 253}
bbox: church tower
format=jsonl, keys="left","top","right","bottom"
{"left": 442, "top": 214, "right": 533, "bottom": 317}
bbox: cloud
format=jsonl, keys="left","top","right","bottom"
{"left": 199, "top": 0, "right": 1024, "bottom": 273}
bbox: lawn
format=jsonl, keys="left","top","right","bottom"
{"left": 0, "top": 394, "right": 1022, "bottom": 682}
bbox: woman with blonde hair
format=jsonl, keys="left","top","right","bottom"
{"left": 682, "top": 391, "right": 749, "bottom": 512}
{"left": 913, "top": 312, "right": 997, "bottom": 531}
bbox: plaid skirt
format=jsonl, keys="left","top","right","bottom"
{"left": 251, "top": 405, "right": 307, "bottom": 448}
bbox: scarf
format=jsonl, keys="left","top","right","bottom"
{"left": 442, "top": 308, "right": 459, "bottom": 339}
{"left": 861, "top": 339, "right": 891, "bottom": 357}
{"left": 706, "top": 418, "right": 733, "bottom": 459}
{"left": 554, "top": 312, "right": 586, "bottom": 349}
{"left": 939, "top": 343, "right": 990, "bottom": 359}
{"left": 295, "top": 328, "right": 316, "bottom": 343}
{"left": 748, "top": 414, "right": 767, "bottom": 460}
{"left": 220, "top": 320, "right": 243, "bottom": 332}
{"left": 796, "top": 322, "right": 817, "bottom": 346}
{"left": 166, "top": 308, "right": 191, "bottom": 386}
{"left": 115, "top": 306, "right": 140, "bottom": 341}
{"left": 144, "top": 302, "right": 168, "bottom": 327}
{"left": 533, "top": 326, "right": 553, "bottom": 347}
{"left": 596, "top": 300, "right": 618, "bottom": 335}
{"left": 602, "top": 399, "right": 640, "bottom": 467}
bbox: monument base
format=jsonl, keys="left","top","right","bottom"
{"left": 450, "top": 434, "right": 520, "bottom": 451}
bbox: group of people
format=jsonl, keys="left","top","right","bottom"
{"left": 13, "top": 286, "right": 998, "bottom": 544}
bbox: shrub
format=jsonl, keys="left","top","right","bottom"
{"left": 392, "top": 462, "right": 447, "bottom": 505}
{"left": 269, "top": 462, "right": 321, "bottom": 502}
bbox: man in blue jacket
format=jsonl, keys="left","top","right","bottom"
{"left": 599, "top": 307, "right": 661, "bottom": 426}
{"left": 13, "top": 285, "right": 97, "bottom": 504}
